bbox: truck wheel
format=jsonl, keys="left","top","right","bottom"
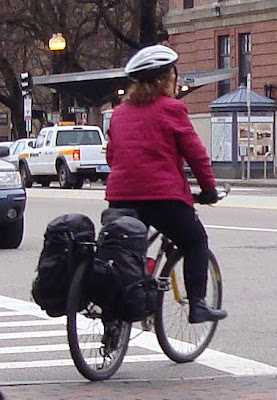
{"left": 0, "top": 217, "right": 24, "bottom": 249}
{"left": 58, "top": 164, "right": 72, "bottom": 189}
{"left": 19, "top": 163, "right": 33, "bottom": 188}
{"left": 72, "top": 177, "right": 84, "bottom": 189}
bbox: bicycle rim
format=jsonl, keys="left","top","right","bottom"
{"left": 154, "top": 250, "right": 222, "bottom": 363}
{"left": 67, "top": 262, "right": 131, "bottom": 381}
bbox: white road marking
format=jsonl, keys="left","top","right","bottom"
{"left": 26, "top": 188, "right": 105, "bottom": 201}
{"left": 27, "top": 188, "right": 277, "bottom": 210}
{"left": 215, "top": 194, "right": 277, "bottom": 210}
{"left": 197, "top": 349, "right": 277, "bottom": 376}
{"left": 0, "top": 319, "right": 65, "bottom": 328}
{"left": 0, "top": 295, "right": 276, "bottom": 376}
{"left": 0, "top": 311, "right": 31, "bottom": 317}
{"left": 0, "top": 330, "right": 67, "bottom": 340}
{"left": 0, "top": 343, "right": 99, "bottom": 354}
{"left": 205, "top": 224, "right": 277, "bottom": 233}
{"left": 0, "top": 354, "right": 169, "bottom": 370}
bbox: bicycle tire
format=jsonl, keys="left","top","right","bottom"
{"left": 67, "top": 261, "right": 132, "bottom": 381}
{"left": 154, "top": 249, "right": 222, "bottom": 363}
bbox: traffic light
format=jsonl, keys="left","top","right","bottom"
{"left": 20, "top": 72, "right": 33, "bottom": 96}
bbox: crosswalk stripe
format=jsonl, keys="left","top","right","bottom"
{"left": 0, "top": 330, "right": 66, "bottom": 340}
{"left": 0, "top": 354, "right": 168, "bottom": 370}
{"left": 0, "top": 311, "right": 26, "bottom": 317}
{"left": 0, "top": 320, "right": 64, "bottom": 328}
{"left": 0, "top": 343, "right": 99, "bottom": 354}
{"left": 0, "top": 295, "right": 276, "bottom": 377}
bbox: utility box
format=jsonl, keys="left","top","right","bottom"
{"left": 210, "top": 84, "right": 276, "bottom": 178}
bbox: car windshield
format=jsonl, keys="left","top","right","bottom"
{"left": 56, "top": 130, "right": 101, "bottom": 146}
{"left": 8, "top": 142, "right": 18, "bottom": 154}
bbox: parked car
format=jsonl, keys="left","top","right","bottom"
{"left": 0, "top": 138, "right": 35, "bottom": 169}
{"left": 18, "top": 125, "right": 109, "bottom": 188}
{"left": 0, "top": 147, "right": 26, "bottom": 249}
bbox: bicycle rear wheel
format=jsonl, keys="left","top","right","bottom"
{"left": 154, "top": 250, "right": 222, "bottom": 363}
{"left": 67, "top": 261, "right": 131, "bottom": 381}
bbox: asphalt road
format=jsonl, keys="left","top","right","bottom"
{"left": 0, "top": 185, "right": 276, "bottom": 387}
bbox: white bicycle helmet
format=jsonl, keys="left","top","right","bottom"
{"left": 125, "top": 44, "right": 178, "bottom": 81}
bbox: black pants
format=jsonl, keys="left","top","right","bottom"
{"left": 109, "top": 200, "right": 209, "bottom": 303}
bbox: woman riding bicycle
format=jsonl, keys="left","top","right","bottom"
{"left": 105, "top": 44, "right": 227, "bottom": 324}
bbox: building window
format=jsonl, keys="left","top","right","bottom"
{"left": 264, "top": 84, "right": 276, "bottom": 101}
{"left": 218, "top": 35, "right": 230, "bottom": 96}
{"left": 184, "top": 0, "right": 193, "bottom": 9}
{"left": 239, "top": 33, "right": 251, "bottom": 86}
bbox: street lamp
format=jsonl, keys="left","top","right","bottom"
{"left": 49, "top": 33, "right": 66, "bottom": 52}
{"left": 49, "top": 33, "right": 67, "bottom": 121}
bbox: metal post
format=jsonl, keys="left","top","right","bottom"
{"left": 241, "top": 155, "right": 246, "bottom": 179}
{"left": 246, "top": 73, "right": 251, "bottom": 180}
{"left": 23, "top": 95, "right": 32, "bottom": 137}
{"left": 264, "top": 152, "right": 271, "bottom": 179}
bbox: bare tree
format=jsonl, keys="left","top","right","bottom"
{"left": 0, "top": 0, "right": 102, "bottom": 136}
{"left": 77, "top": 0, "right": 169, "bottom": 50}
{"left": 0, "top": 0, "right": 169, "bottom": 138}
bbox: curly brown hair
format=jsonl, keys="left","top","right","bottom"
{"left": 123, "top": 69, "right": 176, "bottom": 105}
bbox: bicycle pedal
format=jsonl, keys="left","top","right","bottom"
{"left": 141, "top": 316, "right": 154, "bottom": 331}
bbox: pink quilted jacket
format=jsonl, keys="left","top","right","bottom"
{"left": 105, "top": 96, "right": 216, "bottom": 208}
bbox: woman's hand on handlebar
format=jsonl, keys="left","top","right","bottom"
{"left": 193, "top": 188, "right": 218, "bottom": 204}
{"left": 193, "top": 183, "right": 231, "bottom": 205}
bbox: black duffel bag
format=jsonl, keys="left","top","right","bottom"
{"left": 87, "top": 212, "right": 157, "bottom": 322}
{"left": 31, "top": 213, "right": 95, "bottom": 317}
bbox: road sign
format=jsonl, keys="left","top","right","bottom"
{"left": 68, "top": 107, "right": 87, "bottom": 114}
{"left": 24, "top": 96, "right": 32, "bottom": 121}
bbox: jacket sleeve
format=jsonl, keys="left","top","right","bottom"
{"left": 167, "top": 101, "right": 216, "bottom": 190}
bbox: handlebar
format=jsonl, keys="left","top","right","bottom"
{"left": 192, "top": 183, "right": 231, "bottom": 204}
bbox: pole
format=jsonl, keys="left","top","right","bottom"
{"left": 246, "top": 73, "right": 251, "bottom": 180}
{"left": 23, "top": 95, "right": 32, "bottom": 137}
{"left": 241, "top": 155, "right": 246, "bottom": 179}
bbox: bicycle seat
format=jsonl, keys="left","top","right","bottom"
{"left": 101, "top": 208, "right": 139, "bottom": 225}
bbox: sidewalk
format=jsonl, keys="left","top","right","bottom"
{"left": 0, "top": 375, "right": 276, "bottom": 400}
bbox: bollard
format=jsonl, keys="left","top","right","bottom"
{"left": 264, "top": 152, "right": 271, "bottom": 179}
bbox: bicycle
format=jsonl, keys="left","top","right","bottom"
{"left": 66, "top": 184, "right": 230, "bottom": 381}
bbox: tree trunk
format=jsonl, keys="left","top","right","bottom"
{"left": 11, "top": 98, "right": 25, "bottom": 139}
{"left": 139, "top": 0, "right": 158, "bottom": 46}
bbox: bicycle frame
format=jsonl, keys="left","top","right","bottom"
{"left": 147, "top": 228, "right": 182, "bottom": 300}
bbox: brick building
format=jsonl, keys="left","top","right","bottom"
{"left": 164, "top": 0, "right": 277, "bottom": 175}
{"left": 165, "top": 0, "right": 277, "bottom": 113}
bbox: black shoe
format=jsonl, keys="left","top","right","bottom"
{"left": 189, "top": 299, "right": 227, "bottom": 324}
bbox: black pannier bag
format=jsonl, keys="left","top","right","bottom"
{"left": 31, "top": 213, "right": 95, "bottom": 317}
{"left": 87, "top": 212, "right": 157, "bottom": 322}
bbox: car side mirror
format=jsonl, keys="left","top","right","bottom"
{"left": 28, "top": 142, "right": 34, "bottom": 148}
{"left": 0, "top": 146, "right": 10, "bottom": 157}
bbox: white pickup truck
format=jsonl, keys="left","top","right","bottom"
{"left": 18, "top": 124, "right": 110, "bottom": 188}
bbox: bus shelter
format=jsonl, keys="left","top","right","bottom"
{"left": 210, "top": 84, "right": 276, "bottom": 179}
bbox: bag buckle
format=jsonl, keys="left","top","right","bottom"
{"left": 156, "top": 277, "right": 171, "bottom": 291}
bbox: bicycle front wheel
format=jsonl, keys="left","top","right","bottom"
{"left": 154, "top": 250, "right": 222, "bottom": 363}
{"left": 67, "top": 261, "right": 132, "bottom": 381}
